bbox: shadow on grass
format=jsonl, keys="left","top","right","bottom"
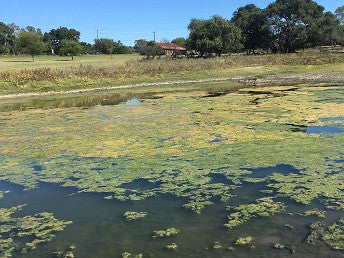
{"left": 2, "top": 60, "right": 33, "bottom": 63}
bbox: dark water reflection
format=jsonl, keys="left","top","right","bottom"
{"left": 0, "top": 92, "right": 161, "bottom": 112}
{"left": 0, "top": 178, "right": 343, "bottom": 258}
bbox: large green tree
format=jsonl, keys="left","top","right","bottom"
{"left": 232, "top": 4, "right": 272, "bottom": 53}
{"left": 266, "top": 0, "right": 325, "bottom": 52}
{"left": 59, "top": 40, "right": 83, "bottom": 60}
{"left": 188, "top": 15, "right": 243, "bottom": 56}
{"left": 43, "top": 27, "right": 80, "bottom": 54}
{"left": 17, "top": 31, "right": 45, "bottom": 61}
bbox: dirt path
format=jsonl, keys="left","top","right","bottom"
{"left": 0, "top": 72, "right": 343, "bottom": 100}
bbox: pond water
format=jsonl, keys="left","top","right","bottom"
{"left": 307, "top": 126, "right": 343, "bottom": 134}
{"left": 307, "top": 117, "right": 344, "bottom": 134}
{"left": 0, "top": 179, "right": 342, "bottom": 258}
{"left": 320, "top": 117, "right": 344, "bottom": 122}
{"left": 0, "top": 92, "right": 160, "bottom": 112}
{"left": 0, "top": 84, "right": 344, "bottom": 257}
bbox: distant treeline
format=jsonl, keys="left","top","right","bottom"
{"left": 181, "top": 1, "right": 344, "bottom": 57}
{"left": 0, "top": 25, "right": 132, "bottom": 59}
{"left": 1, "top": 0, "right": 344, "bottom": 59}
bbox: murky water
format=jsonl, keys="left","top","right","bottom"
{"left": 0, "top": 92, "right": 160, "bottom": 112}
{"left": 0, "top": 176, "right": 342, "bottom": 258}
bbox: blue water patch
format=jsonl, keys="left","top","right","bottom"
{"left": 125, "top": 98, "right": 142, "bottom": 106}
{"left": 209, "top": 134, "right": 228, "bottom": 143}
{"left": 307, "top": 126, "right": 343, "bottom": 134}
{"left": 32, "top": 165, "right": 42, "bottom": 171}
{"left": 320, "top": 117, "right": 344, "bottom": 121}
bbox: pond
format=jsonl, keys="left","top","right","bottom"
{"left": 0, "top": 179, "right": 342, "bottom": 258}
{"left": 0, "top": 84, "right": 344, "bottom": 257}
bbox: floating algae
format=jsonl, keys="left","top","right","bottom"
{"left": 0, "top": 84, "right": 344, "bottom": 256}
{"left": 152, "top": 227, "right": 180, "bottom": 238}
{"left": 123, "top": 211, "right": 147, "bottom": 222}
{"left": 165, "top": 243, "right": 178, "bottom": 251}
{"left": 1, "top": 85, "right": 344, "bottom": 215}
{"left": 305, "top": 221, "right": 325, "bottom": 245}
{"left": 0, "top": 204, "right": 72, "bottom": 257}
{"left": 212, "top": 241, "right": 223, "bottom": 250}
{"left": 52, "top": 245, "right": 76, "bottom": 258}
{"left": 224, "top": 197, "right": 285, "bottom": 229}
{"left": 301, "top": 209, "right": 326, "bottom": 218}
{"left": 234, "top": 236, "right": 254, "bottom": 246}
{"left": 121, "top": 252, "right": 143, "bottom": 258}
{"left": 323, "top": 218, "right": 344, "bottom": 250}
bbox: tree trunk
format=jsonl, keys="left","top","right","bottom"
{"left": 72, "top": 56, "right": 74, "bottom": 61}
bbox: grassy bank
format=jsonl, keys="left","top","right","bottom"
{"left": 0, "top": 50, "right": 344, "bottom": 95}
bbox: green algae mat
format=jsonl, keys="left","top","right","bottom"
{"left": 0, "top": 83, "right": 344, "bottom": 257}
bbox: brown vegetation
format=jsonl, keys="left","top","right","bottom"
{"left": 1, "top": 51, "right": 343, "bottom": 86}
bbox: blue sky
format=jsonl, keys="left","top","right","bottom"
{"left": 0, "top": 0, "right": 342, "bottom": 46}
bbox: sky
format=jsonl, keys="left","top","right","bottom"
{"left": 0, "top": 0, "right": 342, "bottom": 46}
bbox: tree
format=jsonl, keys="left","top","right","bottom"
{"left": 80, "top": 42, "right": 94, "bottom": 54}
{"left": 187, "top": 15, "right": 243, "bottom": 56}
{"left": 334, "top": 7, "right": 344, "bottom": 45}
{"left": 134, "top": 39, "right": 147, "bottom": 52}
{"left": 113, "top": 41, "right": 132, "bottom": 54}
{"left": 266, "top": 0, "right": 326, "bottom": 53}
{"left": 59, "top": 40, "right": 83, "bottom": 60}
{"left": 0, "top": 23, "right": 19, "bottom": 55}
{"left": 94, "top": 38, "right": 116, "bottom": 54}
{"left": 338, "top": 25, "right": 344, "bottom": 45}
{"left": 43, "top": 27, "right": 80, "bottom": 54}
{"left": 335, "top": 6, "right": 344, "bottom": 24}
{"left": 317, "top": 12, "right": 342, "bottom": 46}
{"left": 25, "top": 26, "right": 43, "bottom": 36}
{"left": 171, "top": 37, "right": 187, "bottom": 48}
{"left": 0, "top": 23, "right": 11, "bottom": 54}
{"left": 94, "top": 38, "right": 132, "bottom": 54}
{"left": 232, "top": 4, "right": 272, "bottom": 53}
{"left": 17, "top": 31, "right": 45, "bottom": 61}
{"left": 134, "top": 39, "right": 164, "bottom": 58}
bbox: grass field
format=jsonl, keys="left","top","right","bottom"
{"left": 0, "top": 50, "right": 344, "bottom": 95}
{"left": 0, "top": 54, "right": 141, "bottom": 71}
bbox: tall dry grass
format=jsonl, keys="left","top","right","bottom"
{"left": 0, "top": 51, "right": 343, "bottom": 86}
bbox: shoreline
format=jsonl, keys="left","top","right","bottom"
{"left": 1, "top": 71, "right": 344, "bottom": 100}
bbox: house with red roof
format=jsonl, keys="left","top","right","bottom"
{"left": 154, "top": 42, "right": 186, "bottom": 56}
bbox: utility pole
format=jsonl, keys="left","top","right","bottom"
{"left": 153, "top": 31, "right": 156, "bottom": 42}
{"left": 95, "top": 29, "right": 100, "bottom": 54}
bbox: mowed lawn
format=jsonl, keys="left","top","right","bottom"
{"left": 0, "top": 54, "right": 142, "bottom": 71}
